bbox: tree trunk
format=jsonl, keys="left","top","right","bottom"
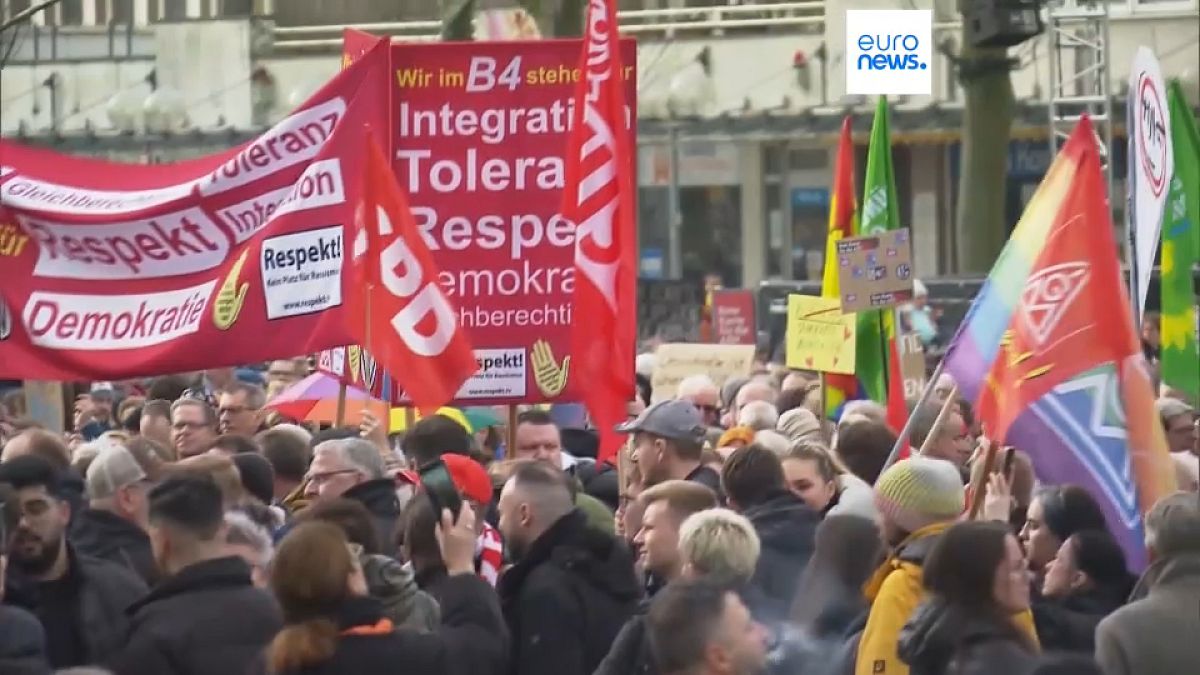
{"left": 954, "top": 41, "right": 1015, "bottom": 273}
{"left": 440, "top": 0, "right": 476, "bottom": 41}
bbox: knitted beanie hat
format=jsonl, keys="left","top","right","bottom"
{"left": 874, "top": 456, "right": 965, "bottom": 533}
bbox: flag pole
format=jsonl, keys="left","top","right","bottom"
{"left": 335, "top": 383, "right": 347, "bottom": 427}
{"left": 875, "top": 358, "right": 946, "bottom": 482}
{"left": 916, "top": 384, "right": 958, "bottom": 456}
{"left": 506, "top": 405, "right": 518, "bottom": 459}
{"left": 966, "top": 436, "right": 999, "bottom": 519}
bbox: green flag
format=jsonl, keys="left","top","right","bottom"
{"left": 1161, "top": 81, "right": 1200, "bottom": 403}
{"left": 856, "top": 97, "right": 901, "bottom": 403}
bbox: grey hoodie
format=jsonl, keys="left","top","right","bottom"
{"left": 360, "top": 553, "right": 441, "bottom": 631}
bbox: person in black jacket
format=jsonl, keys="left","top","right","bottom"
{"left": 1035, "top": 529, "right": 1133, "bottom": 653}
{"left": 0, "top": 455, "right": 147, "bottom": 670}
{"left": 594, "top": 481, "right": 720, "bottom": 675}
{"left": 305, "top": 439, "right": 402, "bottom": 556}
{"left": 1, "top": 482, "right": 50, "bottom": 675}
{"left": 106, "top": 475, "right": 281, "bottom": 675}
{"left": 497, "top": 461, "right": 641, "bottom": 675}
{"left": 266, "top": 506, "right": 507, "bottom": 675}
{"left": 70, "top": 444, "right": 158, "bottom": 586}
{"left": 720, "top": 443, "right": 819, "bottom": 621}
{"left": 898, "top": 521, "right": 1039, "bottom": 675}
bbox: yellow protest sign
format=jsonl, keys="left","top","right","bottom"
{"left": 786, "top": 295, "right": 856, "bottom": 374}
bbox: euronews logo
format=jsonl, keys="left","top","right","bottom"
{"left": 846, "top": 10, "right": 933, "bottom": 96}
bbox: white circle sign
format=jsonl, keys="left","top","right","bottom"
{"left": 1136, "top": 73, "right": 1169, "bottom": 198}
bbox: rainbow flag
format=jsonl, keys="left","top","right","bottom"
{"left": 821, "top": 118, "right": 860, "bottom": 418}
{"left": 944, "top": 117, "right": 1176, "bottom": 569}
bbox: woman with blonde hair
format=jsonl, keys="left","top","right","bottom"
{"left": 266, "top": 506, "right": 506, "bottom": 675}
{"left": 777, "top": 441, "right": 876, "bottom": 520}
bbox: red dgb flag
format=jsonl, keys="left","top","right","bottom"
{"left": 354, "top": 136, "right": 478, "bottom": 415}
{"left": 562, "top": 0, "right": 637, "bottom": 464}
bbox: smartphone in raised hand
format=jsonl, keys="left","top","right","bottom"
{"left": 419, "top": 458, "right": 462, "bottom": 523}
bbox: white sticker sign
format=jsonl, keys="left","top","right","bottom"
{"left": 1129, "top": 46, "right": 1173, "bottom": 320}
{"left": 259, "top": 225, "right": 345, "bottom": 320}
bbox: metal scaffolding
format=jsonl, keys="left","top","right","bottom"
{"left": 1044, "top": 0, "right": 1114, "bottom": 200}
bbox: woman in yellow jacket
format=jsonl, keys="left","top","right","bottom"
{"left": 854, "top": 457, "right": 1038, "bottom": 675}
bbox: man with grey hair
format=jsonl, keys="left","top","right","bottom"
{"left": 738, "top": 401, "right": 779, "bottom": 433}
{"left": 677, "top": 374, "right": 721, "bottom": 427}
{"left": 498, "top": 460, "right": 640, "bottom": 675}
{"left": 304, "top": 438, "right": 400, "bottom": 555}
{"left": 1095, "top": 492, "right": 1200, "bottom": 675}
{"left": 727, "top": 379, "right": 776, "bottom": 429}
{"left": 71, "top": 444, "right": 158, "bottom": 585}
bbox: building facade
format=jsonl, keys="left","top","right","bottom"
{"left": 1, "top": 0, "right": 1197, "bottom": 286}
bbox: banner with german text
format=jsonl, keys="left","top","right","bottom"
{"left": 389, "top": 39, "right": 636, "bottom": 405}
{"left": 0, "top": 42, "right": 391, "bottom": 380}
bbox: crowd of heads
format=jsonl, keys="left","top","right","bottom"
{"left": 0, "top": 355, "right": 1198, "bottom": 675}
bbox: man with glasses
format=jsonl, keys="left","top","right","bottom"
{"left": 70, "top": 444, "right": 158, "bottom": 585}
{"left": 0, "top": 455, "right": 147, "bottom": 669}
{"left": 677, "top": 374, "right": 722, "bottom": 429}
{"left": 217, "top": 383, "right": 267, "bottom": 438}
{"left": 304, "top": 438, "right": 402, "bottom": 556}
{"left": 170, "top": 398, "right": 217, "bottom": 460}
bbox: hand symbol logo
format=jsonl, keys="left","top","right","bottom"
{"left": 531, "top": 339, "right": 570, "bottom": 397}
{"left": 212, "top": 250, "right": 250, "bottom": 330}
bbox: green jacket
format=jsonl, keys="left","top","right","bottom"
{"left": 576, "top": 492, "right": 614, "bottom": 534}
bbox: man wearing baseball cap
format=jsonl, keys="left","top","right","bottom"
{"left": 617, "top": 399, "right": 722, "bottom": 497}
{"left": 72, "top": 444, "right": 158, "bottom": 585}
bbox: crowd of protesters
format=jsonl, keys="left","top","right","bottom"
{"left": 0, "top": 354, "right": 1198, "bottom": 675}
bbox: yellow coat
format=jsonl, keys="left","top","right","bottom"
{"left": 854, "top": 522, "right": 1038, "bottom": 675}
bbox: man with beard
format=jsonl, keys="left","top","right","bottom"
{"left": 0, "top": 455, "right": 147, "bottom": 669}
{"left": 497, "top": 461, "right": 641, "bottom": 675}
{"left": 1, "top": 482, "right": 51, "bottom": 674}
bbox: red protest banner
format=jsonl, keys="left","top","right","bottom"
{"left": 389, "top": 39, "right": 637, "bottom": 405}
{"left": 712, "top": 290, "right": 757, "bottom": 345}
{"left": 0, "top": 42, "right": 391, "bottom": 381}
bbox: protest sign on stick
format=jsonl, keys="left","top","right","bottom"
{"left": 836, "top": 228, "right": 915, "bottom": 313}
{"left": 785, "top": 295, "right": 856, "bottom": 375}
